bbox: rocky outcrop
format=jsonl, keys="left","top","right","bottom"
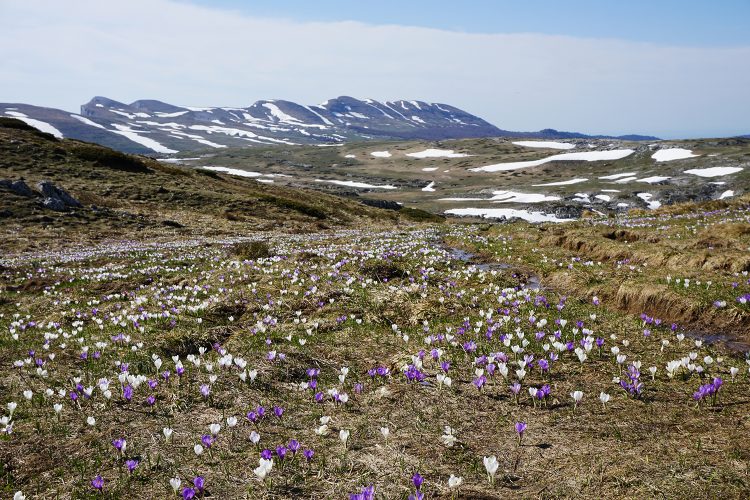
{"left": 36, "top": 181, "right": 82, "bottom": 212}
{"left": 0, "top": 179, "right": 36, "bottom": 198}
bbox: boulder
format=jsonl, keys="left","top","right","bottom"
{"left": 36, "top": 181, "right": 82, "bottom": 211}
{"left": 0, "top": 179, "right": 36, "bottom": 197}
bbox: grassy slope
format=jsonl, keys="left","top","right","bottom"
{"left": 0, "top": 121, "right": 437, "bottom": 254}
{"left": 168, "top": 137, "right": 750, "bottom": 215}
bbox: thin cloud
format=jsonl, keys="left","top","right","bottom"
{"left": 1, "top": 0, "right": 748, "bottom": 138}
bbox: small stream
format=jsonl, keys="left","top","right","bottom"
{"left": 445, "top": 246, "right": 541, "bottom": 290}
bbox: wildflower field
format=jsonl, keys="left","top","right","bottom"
{"left": 1, "top": 199, "right": 749, "bottom": 499}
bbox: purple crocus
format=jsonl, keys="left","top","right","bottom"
{"left": 199, "top": 384, "right": 210, "bottom": 398}
{"left": 515, "top": 421, "right": 527, "bottom": 444}
{"left": 303, "top": 448, "right": 314, "bottom": 462}
{"left": 182, "top": 487, "right": 196, "bottom": 499}
{"left": 193, "top": 476, "right": 205, "bottom": 493}
{"left": 125, "top": 459, "right": 139, "bottom": 473}
{"left": 412, "top": 472, "right": 424, "bottom": 490}
{"left": 288, "top": 439, "right": 300, "bottom": 453}
{"left": 91, "top": 475, "right": 104, "bottom": 492}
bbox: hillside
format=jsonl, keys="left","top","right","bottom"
{"left": 162, "top": 136, "right": 748, "bottom": 222}
{"left": 0, "top": 118, "right": 436, "bottom": 254}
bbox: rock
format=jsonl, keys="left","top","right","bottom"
{"left": 163, "top": 220, "right": 184, "bottom": 228}
{"left": 360, "top": 199, "right": 402, "bottom": 211}
{"left": 41, "top": 197, "right": 68, "bottom": 211}
{"left": 1, "top": 179, "right": 37, "bottom": 197}
{"left": 36, "top": 181, "right": 82, "bottom": 211}
{"left": 553, "top": 205, "right": 583, "bottom": 219}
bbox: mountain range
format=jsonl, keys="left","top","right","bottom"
{"left": 0, "top": 96, "right": 658, "bottom": 155}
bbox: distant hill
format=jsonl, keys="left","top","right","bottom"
{"left": 0, "top": 96, "right": 658, "bottom": 154}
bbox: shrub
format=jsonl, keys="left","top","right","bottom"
{"left": 260, "top": 195, "right": 327, "bottom": 219}
{"left": 231, "top": 241, "right": 271, "bottom": 260}
{"left": 399, "top": 206, "right": 445, "bottom": 223}
{"left": 71, "top": 144, "right": 152, "bottom": 173}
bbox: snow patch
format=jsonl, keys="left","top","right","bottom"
{"left": 370, "top": 151, "right": 392, "bottom": 158}
{"left": 470, "top": 149, "right": 634, "bottom": 172}
{"left": 684, "top": 167, "right": 743, "bottom": 178}
{"left": 513, "top": 141, "right": 575, "bottom": 150}
{"left": 315, "top": 179, "right": 397, "bottom": 189}
{"left": 652, "top": 148, "right": 699, "bottom": 162}
{"left": 533, "top": 178, "right": 588, "bottom": 187}
{"left": 70, "top": 114, "right": 106, "bottom": 129}
{"left": 445, "top": 208, "right": 573, "bottom": 223}
{"left": 406, "top": 148, "right": 470, "bottom": 159}
{"left": 4, "top": 111, "right": 63, "bottom": 138}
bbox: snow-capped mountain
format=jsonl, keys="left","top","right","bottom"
{"left": 0, "top": 96, "right": 502, "bottom": 155}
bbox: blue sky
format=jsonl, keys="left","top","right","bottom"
{"left": 183, "top": 0, "right": 750, "bottom": 47}
{"left": 2, "top": 0, "right": 749, "bottom": 138}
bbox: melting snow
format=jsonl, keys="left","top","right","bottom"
{"left": 422, "top": 167, "right": 439, "bottom": 172}
{"left": 155, "top": 110, "right": 189, "bottom": 118}
{"left": 4, "top": 111, "right": 63, "bottom": 138}
{"left": 202, "top": 166, "right": 263, "bottom": 177}
{"left": 637, "top": 176, "right": 670, "bottom": 184}
{"left": 470, "top": 149, "right": 634, "bottom": 172}
{"left": 512, "top": 141, "right": 575, "bottom": 150}
{"left": 70, "top": 114, "right": 106, "bottom": 129}
{"left": 109, "top": 124, "right": 177, "bottom": 153}
{"left": 684, "top": 167, "right": 743, "bottom": 178}
{"left": 652, "top": 148, "right": 699, "bottom": 162}
{"left": 614, "top": 177, "right": 638, "bottom": 184}
{"left": 344, "top": 154, "right": 356, "bottom": 159}
{"left": 406, "top": 149, "right": 470, "bottom": 158}
{"left": 315, "top": 179, "right": 397, "bottom": 189}
{"left": 719, "top": 190, "right": 734, "bottom": 199}
{"left": 490, "top": 191, "right": 560, "bottom": 203}
{"left": 595, "top": 194, "right": 611, "bottom": 202}
{"left": 599, "top": 172, "right": 637, "bottom": 180}
{"left": 533, "top": 178, "right": 588, "bottom": 187}
{"left": 636, "top": 193, "right": 661, "bottom": 209}
{"left": 370, "top": 151, "right": 392, "bottom": 158}
{"left": 445, "top": 208, "right": 573, "bottom": 223}
{"left": 422, "top": 182, "right": 436, "bottom": 192}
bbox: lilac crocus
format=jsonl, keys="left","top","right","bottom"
{"left": 193, "top": 476, "right": 205, "bottom": 493}
{"left": 125, "top": 459, "right": 139, "bottom": 473}
{"left": 303, "top": 448, "right": 314, "bottom": 462}
{"left": 199, "top": 384, "right": 210, "bottom": 398}
{"left": 91, "top": 475, "right": 104, "bottom": 492}
{"left": 515, "top": 422, "right": 527, "bottom": 444}
{"left": 412, "top": 472, "right": 424, "bottom": 490}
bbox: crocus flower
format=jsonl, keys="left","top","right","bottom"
{"left": 193, "top": 476, "right": 205, "bottom": 493}
{"left": 91, "top": 475, "right": 104, "bottom": 492}
{"left": 483, "top": 455, "right": 499, "bottom": 484}
{"left": 412, "top": 472, "right": 424, "bottom": 490}
{"left": 303, "top": 448, "right": 314, "bottom": 462}
{"left": 515, "top": 422, "right": 527, "bottom": 444}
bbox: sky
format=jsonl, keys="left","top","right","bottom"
{"left": 1, "top": 0, "right": 749, "bottom": 139}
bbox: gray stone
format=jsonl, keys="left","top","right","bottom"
{"left": 36, "top": 181, "right": 82, "bottom": 211}
{"left": 1, "top": 179, "right": 37, "bottom": 198}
